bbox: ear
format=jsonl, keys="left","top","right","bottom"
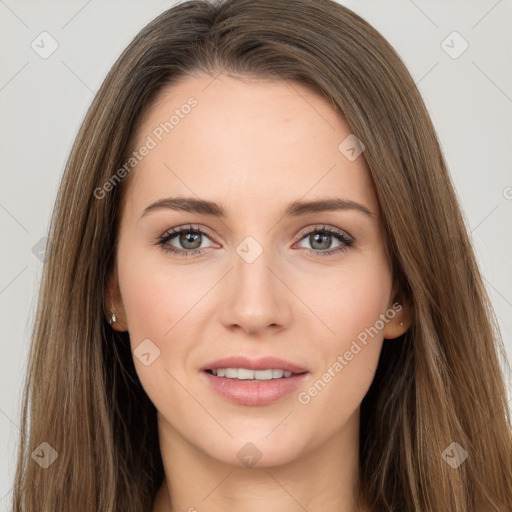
{"left": 383, "top": 280, "right": 413, "bottom": 340}
{"left": 104, "top": 265, "right": 128, "bottom": 332}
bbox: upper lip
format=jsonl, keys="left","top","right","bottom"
{"left": 201, "top": 356, "right": 309, "bottom": 374}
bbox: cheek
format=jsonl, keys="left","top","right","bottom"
{"left": 116, "top": 244, "right": 198, "bottom": 406}
{"left": 117, "top": 258, "right": 167, "bottom": 340}
{"left": 116, "top": 241, "right": 218, "bottom": 381}
{"left": 302, "top": 255, "right": 392, "bottom": 347}
{"left": 117, "top": 240, "right": 200, "bottom": 340}
{"left": 115, "top": 243, "right": 187, "bottom": 390}
{"left": 297, "top": 257, "right": 391, "bottom": 408}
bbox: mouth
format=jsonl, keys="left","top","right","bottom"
{"left": 204, "top": 367, "right": 304, "bottom": 379}
{"left": 200, "top": 361, "right": 310, "bottom": 406}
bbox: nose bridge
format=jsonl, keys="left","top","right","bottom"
{"left": 234, "top": 233, "right": 279, "bottom": 308}
{"left": 220, "top": 233, "right": 290, "bottom": 333}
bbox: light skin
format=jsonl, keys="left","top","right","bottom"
{"left": 106, "top": 73, "right": 411, "bottom": 512}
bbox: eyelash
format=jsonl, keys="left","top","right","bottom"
{"left": 155, "top": 224, "right": 354, "bottom": 259}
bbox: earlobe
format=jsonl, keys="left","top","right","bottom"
{"left": 383, "top": 288, "right": 413, "bottom": 340}
{"left": 104, "top": 268, "right": 128, "bottom": 332}
{"left": 383, "top": 317, "right": 409, "bottom": 340}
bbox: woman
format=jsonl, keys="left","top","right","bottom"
{"left": 12, "top": 0, "right": 512, "bottom": 510}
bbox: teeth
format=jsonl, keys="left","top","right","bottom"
{"left": 210, "top": 368, "right": 294, "bottom": 380}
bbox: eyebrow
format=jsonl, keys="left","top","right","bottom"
{"left": 140, "top": 196, "right": 375, "bottom": 220}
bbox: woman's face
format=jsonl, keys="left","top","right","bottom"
{"left": 109, "top": 73, "right": 404, "bottom": 467}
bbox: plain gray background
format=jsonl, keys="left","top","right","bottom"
{"left": 1, "top": 0, "right": 511, "bottom": 505}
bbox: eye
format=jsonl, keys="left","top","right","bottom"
{"left": 294, "top": 225, "right": 354, "bottom": 257}
{"left": 156, "top": 224, "right": 354, "bottom": 259}
{"left": 156, "top": 224, "right": 217, "bottom": 258}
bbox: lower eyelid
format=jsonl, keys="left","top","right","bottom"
{"left": 158, "top": 226, "right": 353, "bottom": 254}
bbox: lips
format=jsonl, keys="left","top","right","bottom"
{"left": 200, "top": 355, "right": 309, "bottom": 374}
{"left": 199, "top": 355, "right": 310, "bottom": 406}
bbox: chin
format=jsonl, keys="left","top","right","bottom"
{"left": 197, "top": 433, "right": 307, "bottom": 469}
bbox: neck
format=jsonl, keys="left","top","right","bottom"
{"left": 153, "top": 409, "right": 368, "bottom": 512}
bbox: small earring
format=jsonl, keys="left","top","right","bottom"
{"left": 109, "top": 311, "right": 117, "bottom": 326}
{"left": 399, "top": 321, "right": 404, "bottom": 327}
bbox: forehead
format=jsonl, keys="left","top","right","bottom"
{"left": 123, "top": 73, "right": 378, "bottom": 220}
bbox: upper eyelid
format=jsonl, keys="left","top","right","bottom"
{"left": 161, "top": 224, "right": 216, "bottom": 241}
{"left": 295, "top": 224, "right": 353, "bottom": 241}
{"left": 160, "top": 224, "right": 353, "bottom": 245}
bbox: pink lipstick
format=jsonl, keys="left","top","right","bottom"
{"left": 200, "top": 355, "right": 310, "bottom": 406}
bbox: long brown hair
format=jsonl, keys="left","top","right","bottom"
{"left": 12, "top": 0, "right": 512, "bottom": 510}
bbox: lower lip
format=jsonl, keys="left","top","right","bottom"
{"left": 201, "top": 370, "right": 309, "bottom": 406}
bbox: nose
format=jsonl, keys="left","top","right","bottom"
{"left": 219, "top": 241, "right": 292, "bottom": 336}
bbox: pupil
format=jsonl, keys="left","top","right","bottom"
{"left": 181, "top": 232, "right": 201, "bottom": 249}
{"left": 312, "top": 233, "right": 330, "bottom": 250}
